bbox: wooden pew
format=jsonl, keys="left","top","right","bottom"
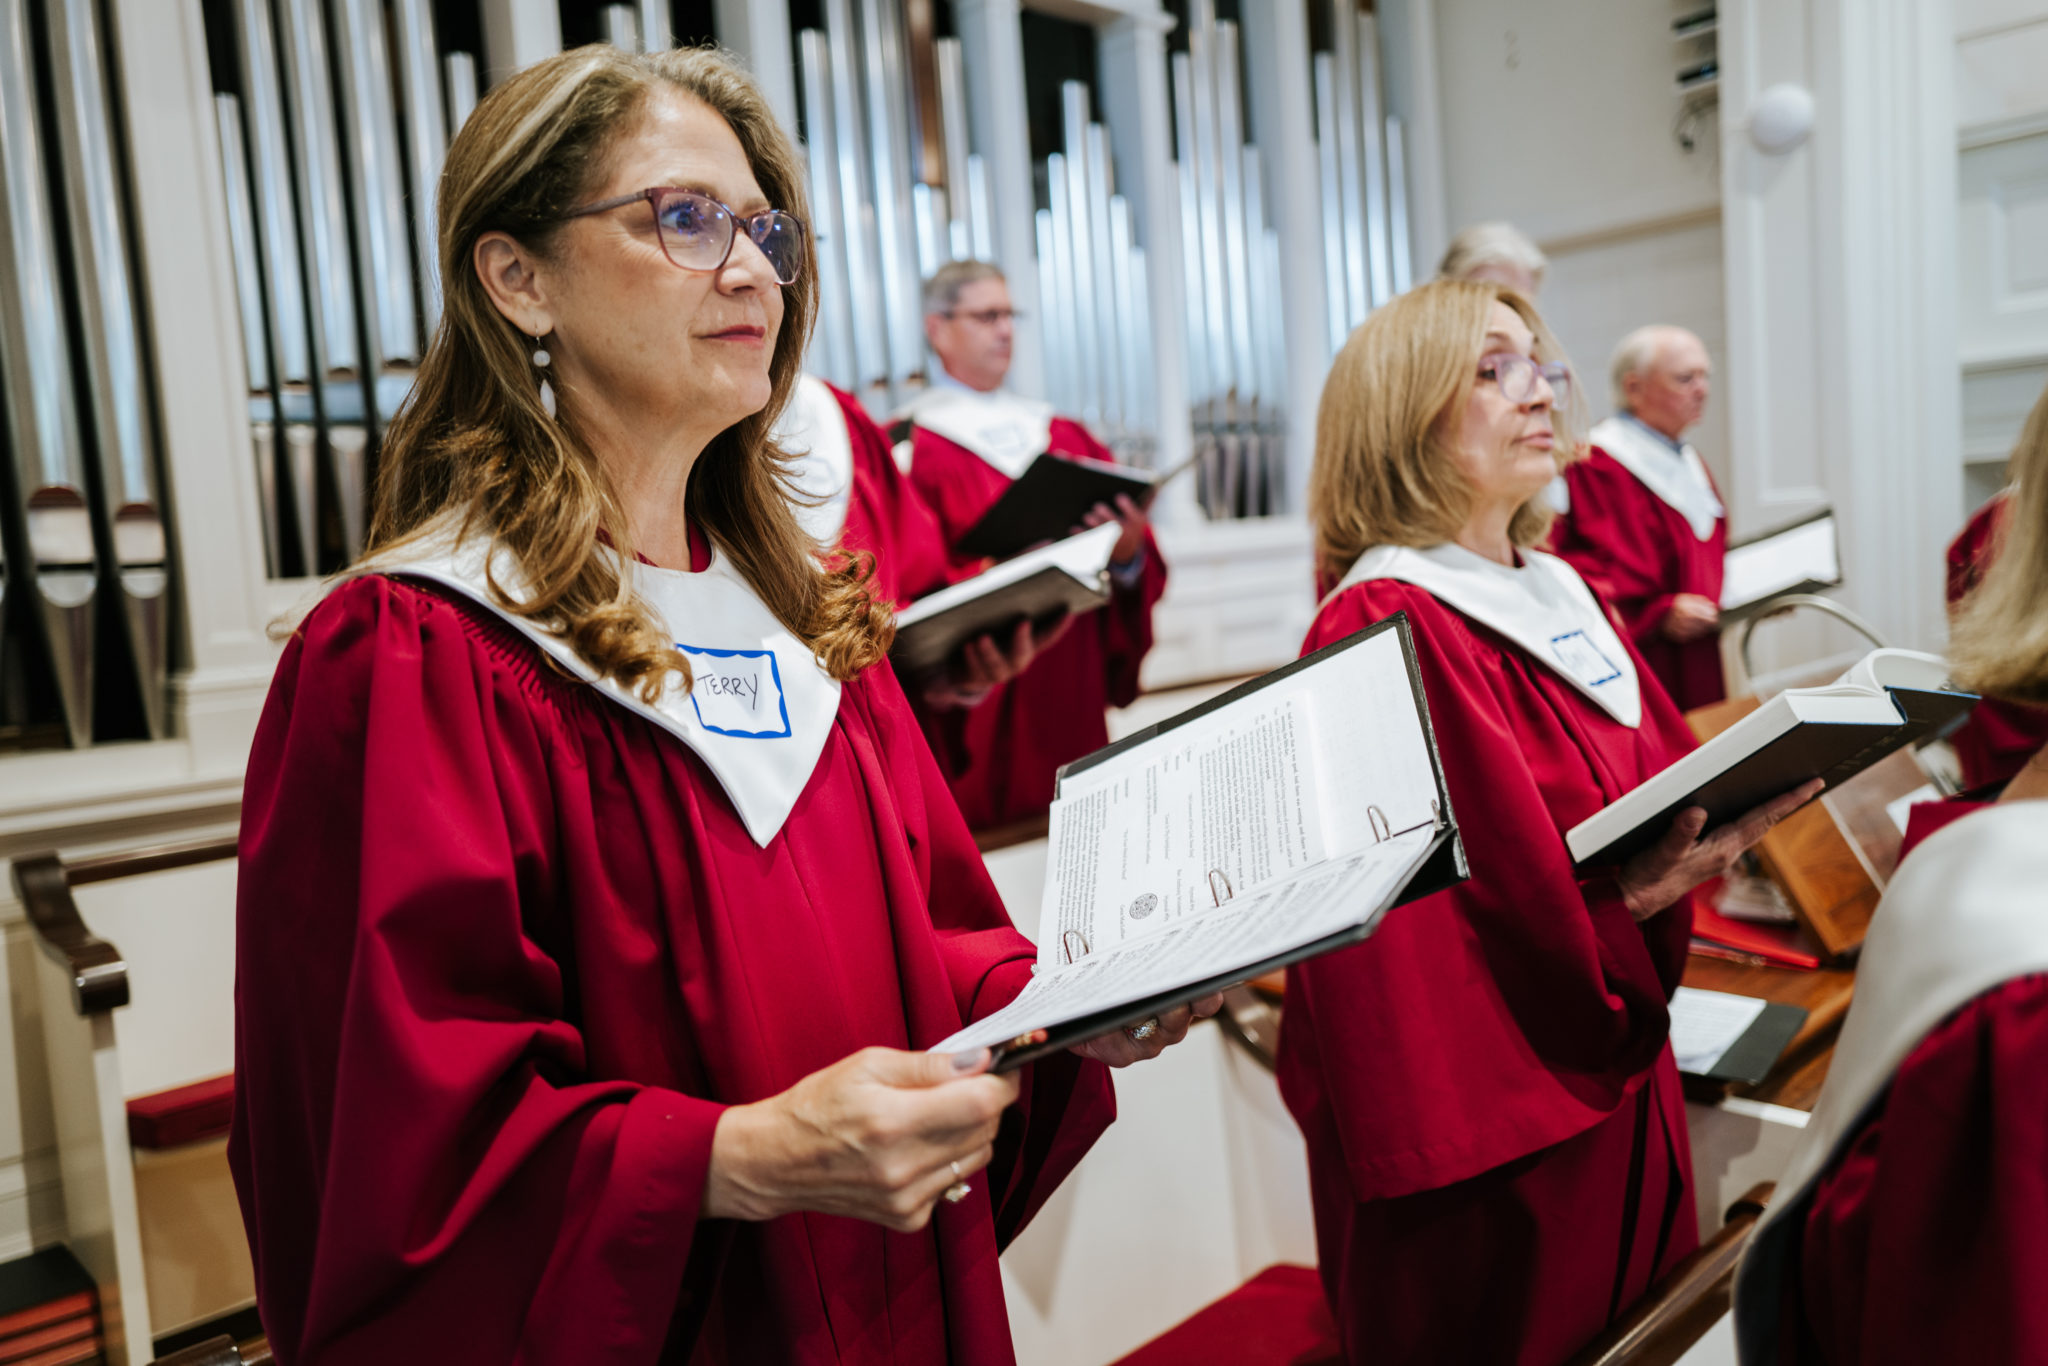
{"left": 11, "top": 836, "right": 243, "bottom": 1365}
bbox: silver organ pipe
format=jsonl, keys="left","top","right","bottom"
{"left": 43, "top": 0, "right": 172, "bottom": 737}
{"left": 445, "top": 51, "right": 480, "bottom": 134}
{"left": 1083, "top": 120, "right": 1121, "bottom": 440}
{"left": 215, "top": 94, "right": 281, "bottom": 577}
{"left": 1034, "top": 208, "right": 1070, "bottom": 418}
{"left": 935, "top": 38, "right": 974, "bottom": 259}
{"left": 334, "top": 0, "right": 420, "bottom": 368}
{"left": 638, "top": 0, "right": 671, "bottom": 50}
{"left": 966, "top": 154, "right": 993, "bottom": 261}
{"left": 799, "top": 27, "right": 859, "bottom": 392}
{"left": 603, "top": 6, "right": 640, "bottom": 51}
{"left": 1314, "top": 0, "right": 1415, "bottom": 338}
{"left": 856, "top": 0, "right": 924, "bottom": 396}
{"left": 0, "top": 0, "right": 100, "bottom": 745}
{"left": 1171, "top": 6, "right": 1291, "bottom": 515}
{"left": 394, "top": 0, "right": 450, "bottom": 332}
{"left": 820, "top": 0, "right": 890, "bottom": 405}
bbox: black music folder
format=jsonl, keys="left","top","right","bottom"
{"left": 1567, "top": 648, "right": 1977, "bottom": 867}
{"left": 954, "top": 451, "right": 1181, "bottom": 562}
{"left": 929, "top": 613, "right": 1468, "bottom": 1071}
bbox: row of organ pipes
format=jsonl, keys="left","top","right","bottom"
{"left": 0, "top": 0, "right": 1419, "bottom": 748}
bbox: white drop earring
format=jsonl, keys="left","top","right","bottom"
{"left": 531, "top": 332, "right": 556, "bottom": 419}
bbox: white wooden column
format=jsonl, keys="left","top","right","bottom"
{"left": 951, "top": 0, "right": 1046, "bottom": 397}
{"left": 1719, "top": 0, "right": 1959, "bottom": 654}
{"left": 110, "top": 0, "right": 277, "bottom": 771}
{"left": 1239, "top": 0, "right": 1327, "bottom": 515}
{"left": 1098, "top": 9, "right": 1191, "bottom": 487}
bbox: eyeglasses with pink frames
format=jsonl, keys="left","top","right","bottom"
{"left": 556, "top": 186, "right": 806, "bottom": 285}
{"left": 1478, "top": 352, "right": 1571, "bottom": 406}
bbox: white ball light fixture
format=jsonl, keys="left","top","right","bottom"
{"left": 1748, "top": 83, "right": 1816, "bottom": 154}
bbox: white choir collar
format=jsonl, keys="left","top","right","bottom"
{"left": 364, "top": 516, "right": 842, "bottom": 848}
{"left": 899, "top": 384, "right": 1053, "bottom": 480}
{"left": 1590, "top": 414, "right": 1724, "bottom": 541}
{"left": 1332, "top": 541, "right": 1643, "bottom": 728}
{"left": 1735, "top": 801, "right": 2048, "bottom": 1360}
{"left": 774, "top": 375, "right": 856, "bottom": 546}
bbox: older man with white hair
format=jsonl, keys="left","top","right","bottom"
{"left": 1551, "top": 325, "right": 1729, "bottom": 709}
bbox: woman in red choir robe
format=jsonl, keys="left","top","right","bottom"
{"left": 902, "top": 392, "right": 1168, "bottom": 830}
{"left": 1285, "top": 280, "right": 1818, "bottom": 1366}
{"left": 777, "top": 374, "right": 1057, "bottom": 713}
{"left": 1736, "top": 402, "right": 2048, "bottom": 1366}
{"left": 230, "top": 48, "right": 1216, "bottom": 1366}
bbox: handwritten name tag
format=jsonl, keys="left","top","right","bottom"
{"left": 1549, "top": 629, "right": 1622, "bottom": 689}
{"left": 678, "top": 645, "right": 792, "bottom": 738}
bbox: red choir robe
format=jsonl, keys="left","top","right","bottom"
{"left": 1281, "top": 571, "right": 1699, "bottom": 1366}
{"left": 905, "top": 408, "right": 1167, "bottom": 830}
{"left": 1943, "top": 490, "right": 2048, "bottom": 789}
{"left": 1552, "top": 428, "right": 1729, "bottom": 711}
{"left": 810, "top": 378, "right": 956, "bottom": 609}
{"left": 1732, "top": 802, "right": 2048, "bottom": 1365}
{"left": 229, "top": 536, "right": 1114, "bottom": 1365}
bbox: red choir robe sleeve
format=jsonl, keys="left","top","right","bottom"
{"left": 229, "top": 578, "right": 723, "bottom": 1366}
{"left": 830, "top": 381, "right": 957, "bottom": 608}
{"left": 1551, "top": 449, "right": 1729, "bottom": 710}
{"left": 1944, "top": 492, "right": 2048, "bottom": 788}
{"left": 1785, "top": 972, "right": 2048, "bottom": 1365}
{"left": 1281, "top": 580, "right": 1691, "bottom": 1202}
{"left": 842, "top": 660, "right": 1117, "bottom": 1248}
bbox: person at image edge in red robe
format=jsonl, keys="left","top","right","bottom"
{"left": 1286, "top": 279, "right": 1819, "bottom": 1365}
{"left": 896, "top": 260, "right": 1168, "bottom": 831}
{"left": 1550, "top": 325, "right": 1729, "bottom": 711}
{"left": 229, "top": 47, "right": 1219, "bottom": 1366}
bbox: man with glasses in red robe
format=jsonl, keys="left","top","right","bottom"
{"left": 895, "top": 261, "right": 1167, "bottom": 831}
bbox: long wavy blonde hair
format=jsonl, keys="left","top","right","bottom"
{"left": 1949, "top": 380, "right": 2048, "bottom": 704}
{"left": 366, "top": 45, "right": 889, "bottom": 700}
{"left": 1308, "top": 278, "right": 1585, "bottom": 586}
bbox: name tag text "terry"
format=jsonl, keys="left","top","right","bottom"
{"left": 678, "top": 644, "right": 793, "bottom": 739}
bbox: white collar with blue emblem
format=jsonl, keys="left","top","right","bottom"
{"left": 364, "top": 515, "right": 842, "bottom": 847}
{"left": 1331, "top": 541, "right": 1643, "bottom": 729}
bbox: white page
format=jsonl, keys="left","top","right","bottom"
{"left": 1885, "top": 782, "right": 1941, "bottom": 835}
{"left": 1668, "top": 986, "right": 1769, "bottom": 1074}
{"left": 1721, "top": 515, "right": 1838, "bottom": 610}
{"left": 937, "top": 828, "right": 1436, "bottom": 1055}
{"left": 895, "top": 521, "right": 1120, "bottom": 627}
{"left": 1297, "top": 628, "right": 1443, "bottom": 858}
{"left": 1039, "top": 695, "right": 1323, "bottom": 968}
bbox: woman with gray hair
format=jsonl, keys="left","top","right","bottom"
{"left": 1437, "top": 220, "right": 1549, "bottom": 297}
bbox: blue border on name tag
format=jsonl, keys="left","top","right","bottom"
{"left": 1549, "top": 629, "right": 1622, "bottom": 686}
{"left": 677, "top": 644, "right": 793, "bottom": 738}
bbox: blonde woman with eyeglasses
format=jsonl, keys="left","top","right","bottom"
{"left": 229, "top": 46, "right": 1209, "bottom": 1366}
{"left": 1281, "top": 278, "right": 1817, "bottom": 1365}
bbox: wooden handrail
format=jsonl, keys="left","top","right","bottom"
{"left": 151, "top": 1334, "right": 271, "bottom": 1366}
{"left": 1564, "top": 1182, "right": 1776, "bottom": 1366}
{"left": 9, "top": 837, "right": 238, "bottom": 1017}
{"left": 1216, "top": 984, "right": 1282, "bottom": 1072}
{"left": 973, "top": 813, "right": 1050, "bottom": 855}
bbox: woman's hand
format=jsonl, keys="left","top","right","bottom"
{"left": 920, "top": 614, "right": 1072, "bottom": 710}
{"left": 1615, "top": 779, "right": 1824, "bottom": 921}
{"left": 704, "top": 1046, "right": 1019, "bottom": 1231}
{"left": 1068, "top": 993, "right": 1226, "bottom": 1067}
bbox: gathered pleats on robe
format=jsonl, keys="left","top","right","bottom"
{"left": 1551, "top": 446, "right": 1729, "bottom": 711}
{"left": 1280, "top": 579, "right": 1698, "bottom": 1366}
{"left": 1779, "top": 972, "right": 2048, "bottom": 1365}
{"left": 906, "top": 417, "right": 1167, "bottom": 830}
{"left": 229, "top": 571, "right": 1113, "bottom": 1366}
{"left": 826, "top": 380, "right": 957, "bottom": 610}
{"left": 1944, "top": 492, "right": 2048, "bottom": 789}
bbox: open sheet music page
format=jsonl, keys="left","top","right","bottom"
{"left": 935, "top": 828, "right": 1439, "bottom": 1055}
{"left": 1037, "top": 622, "right": 1442, "bottom": 972}
{"left": 1721, "top": 511, "right": 1839, "bottom": 611}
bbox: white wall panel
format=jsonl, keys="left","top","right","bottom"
{"left": 1956, "top": 19, "right": 2048, "bottom": 127}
